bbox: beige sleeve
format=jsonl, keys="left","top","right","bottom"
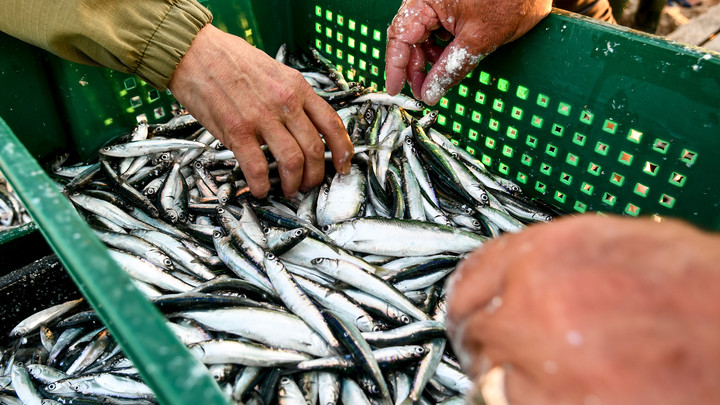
{"left": 0, "top": 0, "right": 213, "bottom": 89}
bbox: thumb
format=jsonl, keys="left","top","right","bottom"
{"left": 420, "top": 39, "right": 485, "bottom": 106}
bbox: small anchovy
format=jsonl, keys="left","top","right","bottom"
{"left": 99, "top": 139, "right": 207, "bottom": 158}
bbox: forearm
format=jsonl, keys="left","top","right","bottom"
{"left": 0, "top": 0, "right": 212, "bottom": 89}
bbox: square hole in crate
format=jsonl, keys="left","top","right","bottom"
{"left": 493, "top": 99, "right": 504, "bottom": 113}
{"left": 502, "top": 145, "right": 514, "bottom": 158}
{"left": 643, "top": 161, "right": 659, "bottom": 176}
{"left": 574, "top": 201, "right": 588, "bottom": 213}
{"left": 551, "top": 123, "right": 564, "bottom": 137}
{"left": 560, "top": 172, "right": 572, "bottom": 185}
{"left": 627, "top": 129, "right": 643, "bottom": 143}
{"left": 453, "top": 122, "right": 462, "bottom": 133}
{"left": 475, "top": 91, "right": 486, "bottom": 105}
{"left": 511, "top": 106, "right": 523, "bottom": 120}
{"left": 619, "top": 151, "right": 633, "bottom": 166}
{"left": 634, "top": 183, "right": 649, "bottom": 197}
{"left": 588, "top": 162, "right": 601, "bottom": 176}
{"left": 555, "top": 191, "right": 567, "bottom": 203}
{"left": 522, "top": 154, "right": 532, "bottom": 166}
{"left": 602, "top": 192, "right": 616, "bottom": 206}
{"left": 581, "top": 182, "right": 594, "bottom": 195}
{"left": 625, "top": 203, "right": 640, "bottom": 216}
{"left": 537, "top": 94, "right": 549, "bottom": 107}
{"left": 535, "top": 181, "right": 547, "bottom": 193}
{"left": 659, "top": 194, "right": 676, "bottom": 208}
{"left": 498, "top": 162, "right": 509, "bottom": 175}
{"left": 147, "top": 89, "right": 160, "bottom": 102}
{"left": 153, "top": 107, "right": 165, "bottom": 119}
{"left": 130, "top": 96, "right": 142, "bottom": 108}
{"left": 573, "top": 133, "right": 586, "bottom": 146}
{"left": 540, "top": 163, "right": 552, "bottom": 175}
{"left": 517, "top": 172, "right": 528, "bottom": 184}
{"left": 498, "top": 78, "right": 509, "bottom": 92}
{"left": 348, "top": 19, "right": 356, "bottom": 30}
{"left": 516, "top": 85, "right": 529, "bottom": 100}
{"left": 479, "top": 71, "right": 491, "bottom": 85}
{"left": 653, "top": 138, "right": 669, "bottom": 154}
{"left": 485, "top": 137, "right": 496, "bottom": 149}
{"left": 458, "top": 85, "right": 469, "bottom": 97}
{"left": 567, "top": 153, "right": 579, "bottom": 166}
{"left": 580, "top": 110, "right": 594, "bottom": 124}
{"left": 531, "top": 115, "right": 543, "bottom": 128}
{"left": 468, "top": 129, "right": 478, "bottom": 141}
{"left": 603, "top": 119, "right": 618, "bottom": 134}
{"left": 507, "top": 126, "right": 518, "bottom": 139}
{"left": 610, "top": 172, "right": 625, "bottom": 186}
{"left": 669, "top": 172, "right": 686, "bottom": 187}
{"left": 124, "top": 77, "right": 136, "bottom": 90}
{"left": 680, "top": 149, "right": 697, "bottom": 165}
{"left": 526, "top": 135, "right": 537, "bottom": 148}
{"left": 558, "top": 102, "right": 571, "bottom": 116}
{"left": 482, "top": 154, "right": 492, "bottom": 166}
{"left": 489, "top": 119, "right": 499, "bottom": 131}
{"left": 595, "top": 142, "right": 609, "bottom": 155}
{"left": 455, "top": 103, "right": 466, "bottom": 115}
{"left": 546, "top": 144, "right": 558, "bottom": 157}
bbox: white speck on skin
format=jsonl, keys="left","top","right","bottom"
{"left": 446, "top": 16, "right": 454, "bottom": 23}
{"left": 484, "top": 296, "right": 503, "bottom": 314}
{"left": 425, "top": 46, "right": 482, "bottom": 102}
{"left": 566, "top": 330, "right": 584, "bottom": 346}
{"left": 282, "top": 105, "right": 290, "bottom": 114}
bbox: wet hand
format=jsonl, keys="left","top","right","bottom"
{"left": 385, "top": 0, "right": 552, "bottom": 105}
{"left": 446, "top": 214, "right": 720, "bottom": 404}
{"left": 169, "top": 25, "right": 353, "bottom": 198}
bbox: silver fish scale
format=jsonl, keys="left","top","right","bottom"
{"left": 2, "top": 45, "right": 558, "bottom": 405}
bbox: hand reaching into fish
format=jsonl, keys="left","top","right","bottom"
{"left": 385, "top": 0, "right": 552, "bottom": 105}
{"left": 446, "top": 214, "right": 720, "bottom": 404}
{"left": 169, "top": 25, "right": 354, "bottom": 198}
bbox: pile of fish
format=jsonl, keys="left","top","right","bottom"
{"left": 0, "top": 46, "right": 558, "bottom": 404}
{"left": 0, "top": 172, "right": 31, "bottom": 232}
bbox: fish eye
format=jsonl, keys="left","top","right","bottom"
{"left": 216, "top": 207, "right": 225, "bottom": 214}
{"left": 163, "top": 258, "right": 173, "bottom": 266}
{"left": 266, "top": 252, "right": 276, "bottom": 260}
{"left": 48, "top": 383, "right": 56, "bottom": 390}
{"left": 213, "top": 231, "right": 223, "bottom": 238}
{"left": 473, "top": 220, "right": 481, "bottom": 227}
{"left": 481, "top": 194, "right": 489, "bottom": 202}
{"left": 311, "top": 258, "right": 323, "bottom": 264}
{"left": 415, "top": 346, "right": 425, "bottom": 354}
{"left": 401, "top": 315, "right": 411, "bottom": 324}
{"left": 372, "top": 325, "right": 382, "bottom": 332}
{"left": 194, "top": 161, "right": 204, "bottom": 169}
{"left": 321, "top": 225, "right": 330, "bottom": 232}
{"left": 293, "top": 229, "right": 303, "bottom": 236}
{"left": 102, "top": 146, "right": 111, "bottom": 151}
{"left": 280, "top": 377, "right": 291, "bottom": 384}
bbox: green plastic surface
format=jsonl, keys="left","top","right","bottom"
{"left": 297, "top": 1, "right": 720, "bottom": 229}
{"left": 0, "top": 117, "right": 229, "bottom": 405}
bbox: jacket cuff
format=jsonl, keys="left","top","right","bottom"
{"left": 134, "top": 0, "right": 212, "bottom": 90}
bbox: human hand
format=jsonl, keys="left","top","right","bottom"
{"left": 169, "top": 25, "right": 353, "bottom": 198}
{"left": 446, "top": 214, "right": 720, "bottom": 404}
{"left": 385, "top": 0, "right": 552, "bottom": 105}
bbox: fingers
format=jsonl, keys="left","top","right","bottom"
{"left": 281, "top": 103, "right": 326, "bottom": 190}
{"left": 385, "top": 0, "right": 441, "bottom": 95}
{"left": 227, "top": 131, "right": 270, "bottom": 198}
{"left": 304, "top": 91, "right": 353, "bottom": 175}
{"left": 421, "top": 39, "right": 484, "bottom": 105}
{"left": 406, "top": 45, "right": 427, "bottom": 99}
{"left": 261, "top": 122, "right": 305, "bottom": 198}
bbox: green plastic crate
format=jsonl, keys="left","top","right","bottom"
{"left": 0, "top": 0, "right": 719, "bottom": 403}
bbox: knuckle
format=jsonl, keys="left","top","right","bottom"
{"left": 244, "top": 160, "right": 268, "bottom": 180}
{"left": 306, "top": 138, "right": 326, "bottom": 158}
{"left": 282, "top": 151, "right": 305, "bottom": 172}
